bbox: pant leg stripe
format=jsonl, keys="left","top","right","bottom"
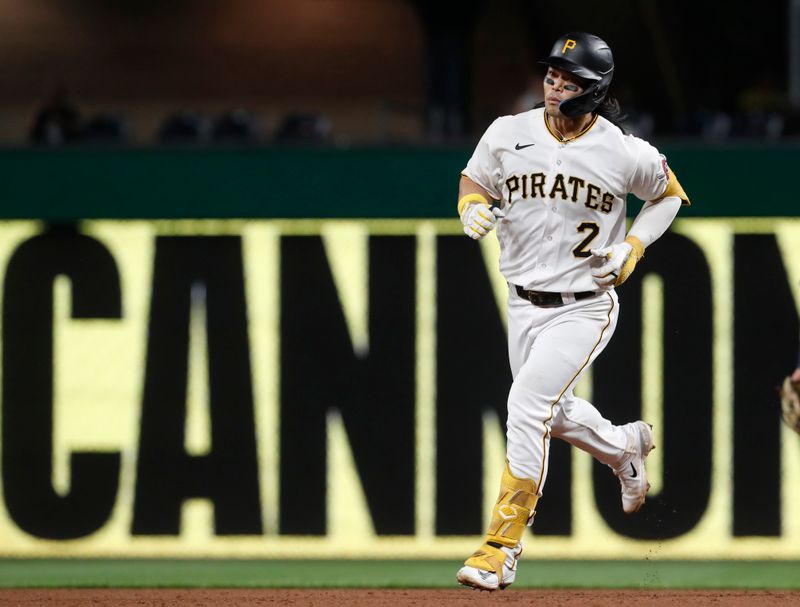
{"left": 535, "top": 292, "right": 616, "bottom": 491}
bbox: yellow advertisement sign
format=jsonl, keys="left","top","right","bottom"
{"left": 0, "top": 218, "right": 798, "bottom": 559}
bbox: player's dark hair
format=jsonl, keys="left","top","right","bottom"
{"left": 595, "top": 93, "right": 627, "bottom": 133}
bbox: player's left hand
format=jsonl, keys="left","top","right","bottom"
{"left": 590, "top": 236, "right": 644, "bottom": 288}
{"left": 590, "top": 242, "right": 632, "bottom": 288}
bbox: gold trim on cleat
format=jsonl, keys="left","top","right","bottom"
{"left": 459, "top": 463, "right": 535, "bottom": 590}
{"left": 464, "top": 544, "right": 507, "bottom": 580}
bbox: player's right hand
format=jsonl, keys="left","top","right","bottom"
{"left": 589, "top": 242, "right": 633, "bottom": 288}
{"left": 461, "top": 204, "right": 503, "bottom": 240}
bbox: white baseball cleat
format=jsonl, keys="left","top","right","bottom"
{"left": 614, "top": 421, "right": 655, "bottom": 514}
{"left": 456, "top": 541, "right": 523, "bottom": 591}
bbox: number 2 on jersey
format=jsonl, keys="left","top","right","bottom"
{"left": 572, "top": 222, "right": 600, "bottom": 258}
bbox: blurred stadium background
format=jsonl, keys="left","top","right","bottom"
{"left": 1, "top": 0, "right": 797, "bottom": 145}
{"left": 0, "top": 0, "right": 799, "bottom": 594}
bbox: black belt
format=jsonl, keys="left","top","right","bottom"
{"left": 514, "top": 284, "right": 599, "bottom": 308}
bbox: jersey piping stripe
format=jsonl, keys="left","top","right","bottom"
{"left": 543, "top": 112, "right": 598, "bottom": 143}
{"left": 535, "top": 291, "right": 616, "bottom": 491}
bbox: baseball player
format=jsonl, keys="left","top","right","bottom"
{"left": 455, "top": 32, "right": 690, "bottom": 591}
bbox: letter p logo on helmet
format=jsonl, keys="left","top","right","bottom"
{"left": 562, "top": 39, "right": 577, "bottom": 53}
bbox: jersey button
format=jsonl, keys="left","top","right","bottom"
{"left": 551, "top": 206, "right": 557, "bottom": 212}
{"left": 547, "top": 235, "right": 553, "bottom": 241}
{"left": 556, "top": 160, "right": 562, "bottom": 165}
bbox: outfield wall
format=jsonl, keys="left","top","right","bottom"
{"left": 0, "top": 146, "right": 799, "bottom": 559}
{"left": 0, "top": 144, "right": 796, "bottom": 219}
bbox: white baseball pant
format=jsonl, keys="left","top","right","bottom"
{"left": 505, "top": 286, "right": 629, "bottom": 493}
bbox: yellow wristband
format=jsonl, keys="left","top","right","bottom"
{"left": 614, "top": 236, "right": 645, "bottom": 287}
{"left": 624, "top": 235, "right": 645, "bottom": 261}
{"left": 457, "top": 192, "right": 489, "bottom": 217}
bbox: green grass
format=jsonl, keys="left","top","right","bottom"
{"left": 0, "top": 559, "right": 799, "bottom": 589}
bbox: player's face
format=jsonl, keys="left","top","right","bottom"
{"left": 543, "top": 67, "right": 586, "bottom": 118}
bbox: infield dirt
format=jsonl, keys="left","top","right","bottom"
{"left": 0, "top": 589, "right": 798, "bottom": 606}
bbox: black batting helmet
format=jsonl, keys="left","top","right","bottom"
{"left": 540, "top": 32, "right": 614, "bottom": 117}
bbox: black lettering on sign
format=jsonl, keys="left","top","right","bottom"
{"left": 279, "top": 236, "right": 416, "bottom": 535}
{"left": 132, "top": 236, "right": 261, "bottom": 535}
{"left": 2, "top": 226, "right": 122, "bottom": 539}
{"left": 434, "top": 236, "right": 572, "bottom": 535}
{"left": 733, "top": 235, "right": 792, "bottom": 536}
{"left": 592, "top": 231, "right": 712, "bottom": 539}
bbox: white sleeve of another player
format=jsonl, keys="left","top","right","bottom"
{"left": 462, "top": 119, "right": 504, "bottom": 201}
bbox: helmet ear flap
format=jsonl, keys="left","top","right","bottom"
{"left": 558, "top": 81, "right": 610, "bottom": 117}
{"left": 593, "top": 84, "right": 609, "bottom": 103}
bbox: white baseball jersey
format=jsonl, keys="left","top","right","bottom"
{"left": 463, "top": 107, "right": 670, "bottom": 293}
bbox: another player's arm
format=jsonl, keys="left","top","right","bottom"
{"left": 458, "top": 175, "right": 500, "bottom": 240}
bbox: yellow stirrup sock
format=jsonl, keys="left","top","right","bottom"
{"left": 464, "top": 463, "right": 539, "bottom": 574}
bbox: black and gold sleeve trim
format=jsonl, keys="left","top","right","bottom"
{"left": 654, "top": 170, "right": 691, "bottom": 206}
